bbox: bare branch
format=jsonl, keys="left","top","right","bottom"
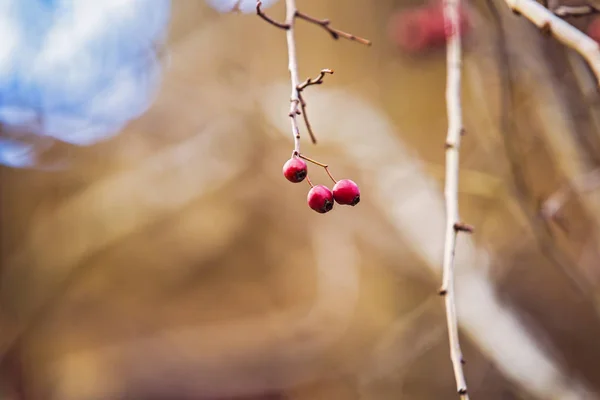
{"left": 257, "top": 1, "right": 370, "bottom": 154}
{"left": 440, "top": 0, "right": 470, "bottom": 395}
{"left": 295, "top": 11, "right": 372, "bottom": 46}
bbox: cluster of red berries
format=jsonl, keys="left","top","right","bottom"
{"left": 388, "top": 1, "right": 471, "bottom": 53}
{"left": 283, "top": 156, "right": 360, "bottom": 214}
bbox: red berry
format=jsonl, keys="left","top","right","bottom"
{"left": 388, "top": 3, "right": 470, "bottom": 53}
{"left": 388, "top": 8, "right": 433, "bottom": 53}
{"left": 307, "top": 185, "right": 334, "bottom": 214}
{"left": 333, "top": 179, "right": 360, "bottom": 206}
{"left": 283, "top": 157, "right": 307, "bottom": 183}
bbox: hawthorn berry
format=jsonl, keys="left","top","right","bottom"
{"left": 307, "top": 185, "right": 334, "bottom": 214}
{"left": 333, "top": 179, "right": 360, "bottom": 206}
{"left": 283, "top": 157, "right": 308, "bottom": 183}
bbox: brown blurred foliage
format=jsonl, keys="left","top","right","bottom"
{"left": 3, "top": 0, "right": 600, "bottom": 399}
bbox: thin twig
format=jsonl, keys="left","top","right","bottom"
{"left": 297, "top": 68, "right": 334, "bottom": 91}
{"left": 297, "top": 93, "right": 317, "bottom": 144}
{"left": 256, "top": 1, "right": 290, "bottom": 30}
{"left": 504, "top": 0, "right": 600, "bottom": 86}
{"left": 440, "top": 0, "right": 469, "bottom": 395}
{"left": 296, "top": 69, "right": 334, "bottom": 144}
{"left": 295, "top": 12, "right": 372, "bottom": 46}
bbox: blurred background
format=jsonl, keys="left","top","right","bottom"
{"left": 3, "top": 0, "right": 600, "bottom": 398}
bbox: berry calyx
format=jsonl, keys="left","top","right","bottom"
{"left": 283, "top": 157, "right": 308, "bottom": 183}
{"left": 307, "top": 185, "right": 334, "bottom": 214}
{"left": 333, "top": 179, "right": 360, "bottom": 206}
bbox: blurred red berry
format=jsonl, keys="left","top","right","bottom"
{"left": 283, "top": 157, "right": 308, "bottom": 183}
{"left": 333, "top": 179, "right": 361, "bottom": 206}
{"left": 388, "top": 2, "right": 471, "bottom": 53}
{"left": 307, "top": 185, "right": 334, "bottom": 214}
{"left": 588, "top": 17, "right": 600, "bottom": 43}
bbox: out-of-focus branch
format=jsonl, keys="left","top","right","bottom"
{"left": 504, "top": 0, "right": 600, "bottom": 86}
{"left": 540, "top": 167, "right": 600, "bottom": 225}
{"left": 553, "top": 4, "right": 600, "bottom": 17}
{"left": 440, "top": 0, "right": 470, "bottom": 396}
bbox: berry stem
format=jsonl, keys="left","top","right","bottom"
{"left": 298, "top": 153, "right": 326, "bottom": 167}
{"left": 324, "top": 166, "right": 337, "bottom": 184}
{"left": 306, "top": 176, "right": 314, "bottom": 188}
{"left": 298, "top": 154, "right": 337, "bottom": 183}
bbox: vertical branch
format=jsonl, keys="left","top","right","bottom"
{"left": 285, "top": 0, "right": 302, "bottom": 155}
{"left": 440, "top": 0, "right": 470, "bottom": 396}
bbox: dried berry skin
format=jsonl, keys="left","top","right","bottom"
{"left": 283, "top": 157, "right": 308, "bottom": 183}
{"left": 307, "top": 185, "right": 334, "bottom": 214}
{"left": 333, "top": 179, "right": 360, "bottom": 206}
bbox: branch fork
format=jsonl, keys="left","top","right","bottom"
{"left": 256, "top": 0, "right": 369, "bottom": 153}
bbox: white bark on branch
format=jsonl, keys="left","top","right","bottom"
{"left": 284, "top": 0, "right": 303, "bottom": 155}
{"left": 442, "top": 0, "right": 470, "bottom": 396}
